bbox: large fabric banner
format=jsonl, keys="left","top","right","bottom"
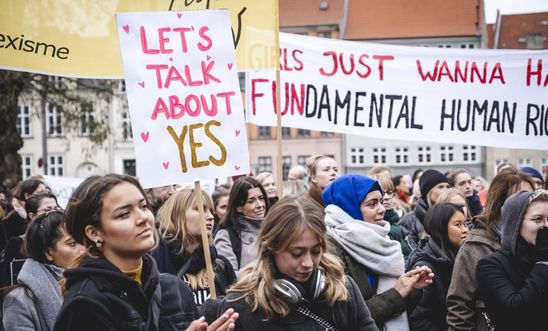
{"left": 247, "top": 33, "right": 548, "bottom": 150}
{"left": 0, "top": 0, "right": 277, "bottom": 77}
{"left": 117, "top": 10, "right": 250, "bottom": 188}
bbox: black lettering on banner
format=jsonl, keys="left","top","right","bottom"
{"left": 526, "top": 103, "right": 548, "bottom": 136}
{"left": 441, "top": 98, "right": 516, "bottom": 133}
{"left": 318, "top": 85, "right": 331, "bottom": 121}
{"left": 384, "top": 94, "right": 402, "bottom": 128}
{"left": 410, "top": 96, "right": 423, "bottom": 129}
{"left": 354, "top": 92, "right": 366, "bottom": 127}
{"left": 0, "top": 33, "right": 70, "bottom": 60}
{"left": 335, "top": 90, "right": 351, "bottom": 125}
{"left": 305, "top": 84, "right": 318, "bottom": 118}
{"left": 369, "top": 93, "right": 384, "bottom": 128}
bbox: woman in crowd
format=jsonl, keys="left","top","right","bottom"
{"left": 304, "top": 155, "right": 338, "bottom": 210}
{"left": 54, "top": 174, "right": 237, "bottom": 331}
{"left": 371, "top": 173, "right": 410, "bottom": 258}
{"left": 214, "top": 177, "right": 269, "bottom": 273}
{"left": 153, "top": 187, "right": 236, "bottom": 306}
{"left": 437, "top": 188, "right": 471, "bottom": 221}
{"left": 256, "top": 172, "right": 278, "bottom": 206}
{"left": 282, "top": 179, "right": 308, "bottom": 198}
{"left": 2, "top": 211, "right": 83, "bottom": 331}
{"left": 448, "top": 168, "right": 483, "bottom": 217}
{"left": 446, "top": 169, "right": 535, "bottom": 331}
{"left": 322, "top": 174, "right": 433, "bottom": 330}
{"left": 212, "top": 186, "right": 230, "bottom": 233}
{"left": 3, "top": 178, "right": 47, "bottom": 240}
{"left": 399, "top": 169, "right": 450, "bottom": 249}
{"left": 406, "top": 203, "right": 469, "bottom": 331}
{"left": 476, "top": 190, "right": 548, "bottom": 331}
{"left": 2, "top": 192, "right": 60, "bottom": 286}
{"left": 392, "top": 175, "right": 411, "bottom": 213}
{"left": 204, "top": 198, "right": 379, "bottom": 330}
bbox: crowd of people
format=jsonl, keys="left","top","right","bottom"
{"left": 0, "top": 156, "right": 546, "bottom": 331}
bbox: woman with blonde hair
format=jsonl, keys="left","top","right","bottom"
{"left": 204, "top": 198, "right": 378, "bottom": 330}
{"left": 437, "top": 188, "right": 471, "bottom": 221}
{"left": 256, "top": 172, "right": 278, "bottom": 206}
{"left": 153, "top": 187, "right": 236, "bottom": 306}
{"left": 305, "top": 154, "right": 338, "bottom": 210}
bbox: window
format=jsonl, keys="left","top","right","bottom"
{"left": 317, "top": 31, "right": 332, "bottom": 38}
{"left": 17, "top": 103, "right": 32, "bottom": 137}
{"left": 80, "top": 102, "right": 95, "bottom": 136}
{"left": 297, "top": 155, "right": 310, "bottom": 167}
{"left": 258, "top": 126, "right": 271, "bottom": 138}
{"left": 282, "top": 127, "right": 291, "bottom": 138}
{"left": 417, "top": 146, "right": 432, "bottom": 164}
{"left": 372, "top": 147, "right": 386, "bottom": 164}
{"left": 46, "top": 104, "right": 63, "bottom": 136}
{"left": 296, "top": 129, "right": 310, "bottom": 137}
{"left": 463, "top": 145, "right": 477, "bottom": 162}
{"left": 257, "top": 157, "right": 272, "bottom": 173}
{"left": 282, "top": 156, "right": 291, "bottom": 180}
{"left": 518, "top": 158, "right": 532, "bottom": 167}
{"left": 121, "top": 112, "right": 133, "bottom": 140}
{"left": 21, "top": 155, "right": 33, "bottom": 180}
{"left": 123, "top": 159, "right": 136, "bottom": 176}
{"left": 350, "top": 147, "right": 365, "bottom": 165}
{"left": 523, "top": 33, "right": 545, "bottom": 50}
{"left": 48, "top": 154, "right": 64, "bottom": 176}
{"left": 320, "top": 131, "right": 334, "bottom": 137}
{"left": 440, "top": 145, "right": 454, "bottom": 163}
{"left": 395, "top": 147, "right": 409, "bottom": 164}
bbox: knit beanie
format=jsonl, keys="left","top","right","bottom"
{"left": 419, "top": 169, "right": 449, "bottom": 197}
{"left": 520, "top": 166, "right": 543, "bottom": 182}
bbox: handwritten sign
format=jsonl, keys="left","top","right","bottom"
{"left": 117, "top": 10, "right": 249, "bottom": 188}
{"left": 247, "top": 33, "right": 548, "bottom": 150}
{"left": 0, "top": 0, "right": 277, "bottom": 78}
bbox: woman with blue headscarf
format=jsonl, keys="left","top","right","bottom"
{"left": 323, "top": 174, "right": 433, "bottom": 331}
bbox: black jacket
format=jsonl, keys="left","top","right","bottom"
{"left": 406, "top": 238, "right": 455, "bottom": 331}
{"left": 151, "top": 238, "right": 236, "bottom": 302}
{"left": 398, "top": 198, "right": 429, "bottom": 250}
{"left": 466, "top": 191, "right": 483, "bottom": 218}
{"left": 203, "top": 276, "right": 378, "bottom": 331}
{"left": 54, "top": 254, "right": 199, "bottom": 331}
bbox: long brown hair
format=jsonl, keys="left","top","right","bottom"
{"left": 229, "top": 198, "right": 347, "bottom": 319}
{"left": 476, "top": 169, "right": 534, "bottom": 240}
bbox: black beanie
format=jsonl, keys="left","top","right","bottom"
{"left": 419, "top": 169, "right": 449, "bottom": 197}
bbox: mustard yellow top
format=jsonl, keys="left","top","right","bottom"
{"left": 122, "top": 259, "right": 143, "bottom": 285}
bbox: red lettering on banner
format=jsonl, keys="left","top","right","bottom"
{"left": 280, "top": 48, "right": 304, "bottom": 71}
{"left": 416, "top": 59, "right": 506, "bottom": 84}
{"left": 150, "top": 92, "right": 234, "bottom": 120}
{"left": 198, "top": 26, "right": 213, "bottom": 51}
{"left": 251, "top": 78, "right": 269, "bottom": 115}
{"left": 320, "top": 51, "right": 393, "bottom": 80}
{"left": 140, "top": 26, "right": 160, "bottom": 54}
{"left": 173, "top": 27, "right": 192, "bottom": 52}
{"left": 527, "top": 59, "right": 548, "bottom": 87}
{"left": 146, "top": 62, "right": 220, "bottom": 88}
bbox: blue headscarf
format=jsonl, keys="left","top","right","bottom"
{"left": 322, "top": 174, "right": 383, "bottom": 221}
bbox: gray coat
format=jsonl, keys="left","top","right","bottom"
{"left": 2, "top": 259, "right": 63, "bottom": 331}
{"left": 214, "top": 218, "right": 261, "bottom": 274}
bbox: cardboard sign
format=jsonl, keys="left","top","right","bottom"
{"left": 117, "top": 10, "right": 249, "bottom": 188}
{"left": 247, "top": 33, "right": 548, "bottom": 150}
{"left": 0, "top": 0, "right": 277, "bottom": 77}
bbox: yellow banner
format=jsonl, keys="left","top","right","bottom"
{"left": 0, "top": 0, "right": 278, "bottom": 78}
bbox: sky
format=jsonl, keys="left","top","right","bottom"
{"left": 484, "top": 0, "right": 548, "bottom": 23}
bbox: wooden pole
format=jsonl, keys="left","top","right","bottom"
{"left": 194, "top": 180, "right": 217, "bottom": 299}
{"left": 274, "top": 0, "right": 283, "bottom": 199}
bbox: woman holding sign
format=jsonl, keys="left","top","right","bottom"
{"left": 54, "top": 174, "right": 238, "bottom": 331}
{"left": 152, "top": 187, "right": 237, "bottom": 306}
{"left": 215, "top": 177, "right": 269, "bottom": 273}
{"left": 204, "top": 198, "right": 378, "bottom": 330}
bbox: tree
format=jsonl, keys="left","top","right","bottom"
{"left": 0, "top": 70, "right": 118, "bottom": 188}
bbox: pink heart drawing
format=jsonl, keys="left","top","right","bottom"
{"left": 162, "top": 162, "right": 170, "bottom": 170}
{"left": 122, "top": 25, "right": 129, "bottom": 33}
{"left": 234, "top": 165, "right": 240, "bottom": 171}
{"left": 138, "top": 81, "right": 145, "bottom": 88}
{"left": 235, "top": 129, "right": 240, "bottom": 137}
{"left": 168, "top": 57, "right": 173, "bottom": 62}
{"left": 140, "top": 131, "right": 149, "bottom": 143}
{"left": 177, "top": 12, "right": 182, "bottom": 19}
{"left": 206, "top": 55, "right": 211, "bottom": 61}
{"left": 227, "top": 63, "right": 233, "bottom": 70}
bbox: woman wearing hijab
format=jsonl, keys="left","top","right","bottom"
{"left": 322, "top": 174, "right": 433, "bottom": 331}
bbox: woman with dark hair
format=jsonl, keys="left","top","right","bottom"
{"left": 204, "top": 198, "right": 378, "bottom": 330}
{"left": 446, "top": 169, "right": 535, "bottom": 331}
{"left": 2, "top": 211, "right": 83, "bottom": 331}
{"left": 214, "top": 177, "right": 269, "bottom": 273}
{"left": 153, "top": 187, "right": 236, "bottom": 306}
{"left": 54, "top": 174, "right": 237, "bottom": 331}
{"left": 323, "top": 174, "right": 433, "bottom": 330}
{"left": 211, "top": 186, "right": 230, "bottom": 233}
{"left": 406, "top": 203, "right": 469, "bottom": 331}
{"left": 476, "top": 190, "right": 548, "bottom": 331}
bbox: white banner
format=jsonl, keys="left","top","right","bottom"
{"left": 117, "top": 10, "right": 250, "bottom": 189}
{"left": 43, "top": 175, "right": 85, "bottom": 209}
{"left": 246, "top": 33, "right": 548, "bottom": 150}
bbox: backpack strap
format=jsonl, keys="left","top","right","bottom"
{"left": 226, "top": 228, "right": 242, "bottom": 268}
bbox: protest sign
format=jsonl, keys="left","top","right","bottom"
{"left": 247, "top": 33, "right": 548, "bottom": 150}
{"left": 117, "top": 10, "right": 250, "bottom": 189}
{"left": 43, "top": 175, "right": 84, "bottom": 209}
{"left": 0, "top": 0, "right": 277, "bottom": 77}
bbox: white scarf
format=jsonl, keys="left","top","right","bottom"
{"left": 324, "top": 204, "right": 409, "bottom": 331}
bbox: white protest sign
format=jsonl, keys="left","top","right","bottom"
{"left": 247, "top": 33, "right": 548, "bottom": 150}
{"left": 43, "top": 175, "right": 85, "bottom": 209}
{"left": 117, "top": 10, "right": 250, "bottom": 188}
